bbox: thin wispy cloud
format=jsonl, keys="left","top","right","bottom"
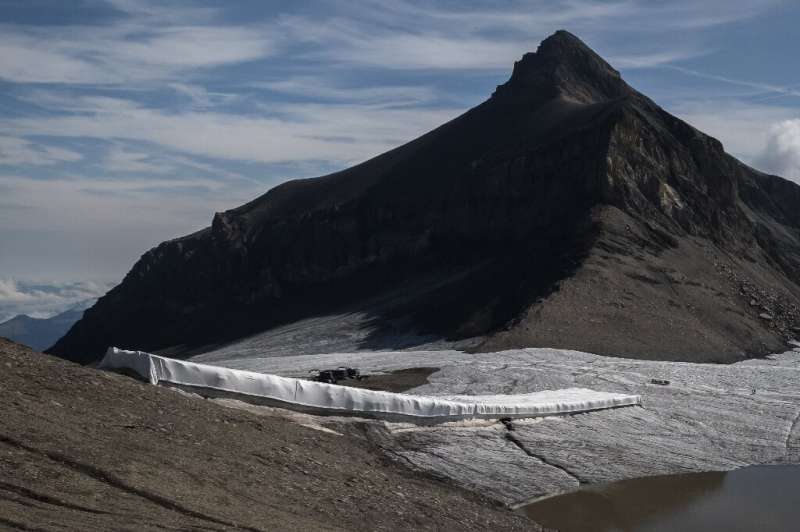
{"left": 611, "top": 50, "right": 711, "bottom": 69}
{"left": 665, "top": 65, "right": 800, "bottom": 99}
{"left": 102, "top": 146, "right": 174, "bottom": 174}
{"left": 0, "top": 136, "right": 82, "bottom": 166}
{"left": 252, "top": 78, "right": 439, "bottom": 106}
{"left": 2, "top": 94, "right": 461, "bottom": 165}
{"left": 0, "top": 0, "right": 274, "bottom": 85}
{"left": 276, "top": 0, "right": 725, "bottom": 72}
{"left": 0, "top": 25, "right": 275, "bottom": 84}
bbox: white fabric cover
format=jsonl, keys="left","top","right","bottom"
{"left": 100, "top": 347, "right": 640, "bottom": 420}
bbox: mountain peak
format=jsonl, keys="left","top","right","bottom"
{"left": 537, "top": 29, "right": 592, "bottom": 54}
{"left": 50, "top": 32, "right": 800, "bottom": 365}
{"left": 494, "top": 30, "right": 630, "bottom": 103}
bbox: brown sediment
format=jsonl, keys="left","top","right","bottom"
{"left": 338, "top": 367, "right": 440, "bottom": 393}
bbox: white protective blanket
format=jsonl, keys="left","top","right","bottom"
{"left": 99, "top": 348, "right": 641, "bottom": 421}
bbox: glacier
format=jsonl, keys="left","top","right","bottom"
{"left": 192, "top": 344, "right": 800, "bottom": 506}
{"left": 101, "top": 344, "right": 800, "bottom": 506}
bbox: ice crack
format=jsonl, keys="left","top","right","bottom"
{"left": 785, "top": 408, "right": 800, "bottom": 456}
{"left": 503, "top": 425, "right": 585, "bottom": 484}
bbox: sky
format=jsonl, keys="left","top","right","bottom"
{"left": 0, "top": 0, "right": 799, "bottom": 321}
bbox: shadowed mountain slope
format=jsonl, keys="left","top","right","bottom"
{"left": 50, "top": 31, "right": 800, "bottom": 364}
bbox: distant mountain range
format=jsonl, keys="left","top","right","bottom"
{"left": 51, "top": 31, "right": 800, "bottom": 364}
{"left": 1, "top": 301, "right": 93, "bottom": 351}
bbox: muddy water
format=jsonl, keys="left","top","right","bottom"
{"left": 517, "top": 465, "right": 800, "bottom": 532}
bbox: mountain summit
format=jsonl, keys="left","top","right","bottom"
{"left": 51, "top": 31, "right": 800, "bottom": 364}
{"left": 495, "top": 30, "right": 631, "bottom": 104}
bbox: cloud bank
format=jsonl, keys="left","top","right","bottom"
{"left": 0, "top": 279, "right": 114, "bottom": 323}
{"left": 758, "top": 120, "right": 800, "bottom": 182}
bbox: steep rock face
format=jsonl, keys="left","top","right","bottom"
{"left": 51, "top": 31, "right": 800, "bottom": 364}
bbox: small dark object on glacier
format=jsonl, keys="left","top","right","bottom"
{"left": 309, "top": 367, "right": 362, "bottom": 384}
{"left": 650, "top": 379, "right": 670, "bottom": 386}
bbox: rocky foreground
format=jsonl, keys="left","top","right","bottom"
{"left": 0, "top": 339, "right": 535, "bottom": 531}
{"left": 195, "top": 344, "right": 800, "bottom": 506}
{"left": 9, "top": 333, "right": 799, "bottom": 529}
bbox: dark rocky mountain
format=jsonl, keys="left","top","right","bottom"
{"left": 1, "top": 302, "right": 90, "bottom": 351}
{"left": 51, "top": 31, "right": 800, "bottom": 364}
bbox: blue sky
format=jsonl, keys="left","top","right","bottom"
{"left": 0, "top": 0, "right": 799, "bottom": 320}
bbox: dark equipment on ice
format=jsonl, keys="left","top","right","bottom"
{"left": 650, "top": 379, "right": 670, "bottom": 386}
{"left": 309, "top": 367, "right": 362, "bottom": 384}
